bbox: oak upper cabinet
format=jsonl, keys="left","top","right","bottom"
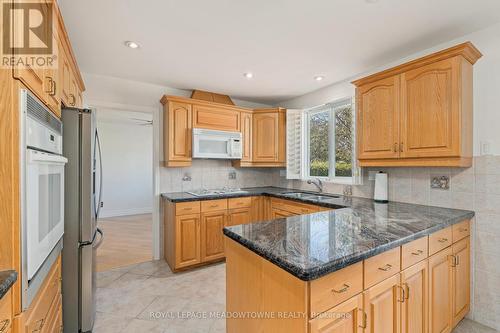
{"left": 309, "top": 294, "right": 364, "bottom": 333}
{"left": 357, "top": 75, "right": 400, "bottom": 160}
{"left": 59, "top": 44, "right": 72, "bottom": 106}
{"left": 240, "top": 111, "right": 253, "bottom": 162}
{"left": 354, "top": 42, "right": 481, "bottom": 167}
{"left": 252, "top": 108, "right": 286, "bottom": 166}
{"left": 428, "top": 247, "right": 453, "bottom": 333}
{"left": 200, "top": 211, "right": 227, "bottom": 262}
{"left": 452, "top": 238, "right": 470, "bottom": 327}
{"left": 193, "top": 104, "right": 240, "bottom": 132}
{"left": 400, "top": 260, "right": 428, "bottom": 333}
{"left": 175, "top": 214, "right": 201, "bottom": 268}
{"left": 161, "top": 97, "right": 193, "bottom": 167}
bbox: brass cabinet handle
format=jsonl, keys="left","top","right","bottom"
{"left": 404, "top": 283, "right": 410, "bottom": 300}
{"left": 210, "top": 204, "right": 218, "bottom": 208}
{"left": 449, "top": 254, "right": 457, "bottom": 267}
{"left": 459, "top": 228, "right": 468, "bottom": 232}
{"left": 393, "top": 143, "right": 398, "bottom": 152}
{"left": 69, "top": 93, "right": 76, "bottom": 106}
{"left": 411, "top": 249, "right": 423, "bottom": 256}
{"left": 183, "top": 207, "right": 192, "bottom": 211}
{"left": 33, "top": 318, "right": 45, "bottom": 332}
{"left": 455, "top": 254, "right": 460, "bottom": 266}
{"left": 358, "top": 309, "right": 367, "bottom": 329}
{"left": 45, "top": 76, "right": 53, "bottom": 94}
{"left": 399, "top": 142, "right": 404, "bottom": 152}
{"left": 397, "top": 285, "right": 405, "bottom": 303}
{"left": 51, "top": 80, "right": 57, "bottom": 96}
{"left": 378, "top": 264, "right": 392, "bottom": 271}
{"left": 438, "top": 238, "right": 448, "bottom": 243}
{"left": 0, "top": 319, "right": 10, "bottom": 333}
{"left": 332, "top": 283, "right": 350, "bottom": 294}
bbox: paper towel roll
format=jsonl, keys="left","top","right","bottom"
{"left": 374, "top": 172, "right": 388, "bottom": 203}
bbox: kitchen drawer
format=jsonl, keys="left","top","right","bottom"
{"left": 309, "top": 261, "right": 363, "bottom": 317}
{"left": 201, "top": 199, "right": 228, "bottom": 212}
{"left": 0, "top": 290, "right": 12, "bottom": 333}
{"left": 271, "top": 198, "right": 318, "bottom": 215}
{"left": 452, "top": 220, "right": 470, "bottom": 243}
{"left": 401, "top": 236, "right": 428, "bottom": 269}
{"left": 364, "top": 247, "right": 401, "bottom": 289}
{"left": 228, "top": 197, "right": 252, "bottom": 209}
{"left": 309, "top": 294, "right": 363, "bottom": 332}
{"left": 429, "top": 227, "right": 452, "bottom": 255}
{"left": 175, "top": 201, "right": 201, "bottom": 216}
{"left": 24, "top": 256, "right": 61, "bottom": 333}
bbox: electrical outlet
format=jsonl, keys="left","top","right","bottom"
{"left": 430, "top": 175, "right": 450, "bottom": 190}
{"left": 480, "top": 141, "right": 491, "bottom": 155}
{"left": 228, "top": 171, "right": 236, "bottom": 180}
{"left": 100, "top": 202, "right": 103, "bottom": 208}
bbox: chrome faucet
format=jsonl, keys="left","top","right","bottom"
{"left": 307, "top": 178, "right": 323, "bottom": 193}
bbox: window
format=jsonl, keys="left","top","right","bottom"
{"left": 286, "top": 98, "right": 359, "bottom": 184}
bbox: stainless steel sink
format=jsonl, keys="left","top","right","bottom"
{"left": 282, "top": 192, "right": 314, "bottom": 198}
{"left": 282, "top": 192, "right": 340, "bottom": 201}
{"left": 304, "top": 194, "right": 340, "bottom": 201}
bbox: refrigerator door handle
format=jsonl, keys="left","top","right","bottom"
{"left": 95, "top": 130, "right": 103, "bottom": 219}
{"left": 93, "top": 228, "right": 104, "bottom": 249}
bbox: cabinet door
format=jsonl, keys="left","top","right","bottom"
{"left": 452, "top": 237, "right": 470, "bottom": 327}
{"left": 309, "top": 294, "right": 364, "bottom": 333}
{"left": 227, "top": 208, "right": 252, "bottom": 227}
{"left": 401, "top": 260, "right": 428, "bottom": 333}
{"left": 253, "top": 112, "right": 279, "bottom": 162}
{"left": 428, "top": 247, "right": 453, "bottom": 333}
{"left": 192, "top": 104, "right": 240, "bottom": 131}
{"left": 166, "top": 101, "right": 192, "bottom": 164}
{"left": 400, "top": 58, "right": 460, "bottom": 158}
{"left": 68, "top": 75, "right": 78, "bottom": 107}
{"left": 271, "top": 208, "right": 295, "bottom": 219}
{"left": 357, "top": 75, "right": 400, "bottom": 160}
{"left": 175, "top": 214, "right": 200, "bottom": 268}
{"left": 363, "top": 273, "right": 401, "bottom": 333}
{"left": 241, "top": 112, "right": 253, "bottom": 162}
{"left": 200, "top": 211, "right": 226, "bottom": 262}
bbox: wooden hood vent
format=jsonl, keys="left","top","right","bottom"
{"left": 190, "top": 89, "right": 234, "bottom": 105}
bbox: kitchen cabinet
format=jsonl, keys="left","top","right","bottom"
{"left": 227, "top": 208, "right": 252, "bottom": 227}
{"left": 240, "top": 111, "right": 253, "bottom": 162}
{"left": 200, "top": 211, "right": 227, "bottom": 262}
{"left": 363, "top": 274, "right": 401, "bottom": 333}
{"left": 192, "top": 104, "right": 240, "bottom": 131}
{"left": 401, "top": 260, "right": 428, "bottom": 333}
{"left": 428, "top": 247, "right": 453, "bottom": 333}
{"left": 309, "top": 294, "right": 364, "bottom": 333}
{"left": 271, "top": 208, "right": 295, "bottom": 219}
{"left": 252, "top": 108, "right": 286, "bottom": 166}
{"left": 162, "top": 100, "right": 192, "bottom": 167}
{"left": 354, "top": 42, "right": 481, "bottom": 167}
{"left": 175, "top": 214, "right": 201, "bottom": 268}
{"left": 0, "top": 291, "right": 12, "bottom": 333}
{"left": 271, "top": 197, "right": 320, "bottom": 216}
{"left": 452, "top": 238, "right": 470, "bottom": 327}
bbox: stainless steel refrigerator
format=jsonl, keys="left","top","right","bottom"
{"left": 61, "top": 107, "right": 103, "bottom": 333}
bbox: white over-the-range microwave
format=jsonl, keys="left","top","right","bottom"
{"left": 192, "top": 128, "right": 242, "bottom": 159}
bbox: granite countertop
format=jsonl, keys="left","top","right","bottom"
{"left": 0, "top": 270, "right": 17, "bottom": 300}
{"left": 162, "top": 186, "right": 474, "bottom": 281}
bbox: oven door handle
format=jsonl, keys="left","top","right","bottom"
{"left": 28, "top": 150, "right": 68, "bottom": 164}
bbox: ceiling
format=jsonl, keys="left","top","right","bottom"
{"left": 59, "top": 0, "right": 500, "bottom": 104}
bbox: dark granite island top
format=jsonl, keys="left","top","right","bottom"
{"left": 0, "top": 270, "right": 17, "bottom": 300}
{"left": 223, "top": 196, "right": 474, "bottom": 281}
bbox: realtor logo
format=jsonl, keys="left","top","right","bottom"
{"left": 2, "top": 2, "right": 53, "bottom": 54}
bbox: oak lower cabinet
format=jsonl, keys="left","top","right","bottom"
{"left": 452, "top": 238, "right": 470, "bottom": 327}
{"left": 401, "top": 260, "right": 428, "bottom": 333}
{"left": 200, "top": 211, "right": 227, "bottom": 262}
{"left": 428, "top": 247, "right": 454, "bottom": 333}
{"left": 309, "top": 294, "right": 364, "bottom": 333}
{"left": 363, "top": 274, "right": 401, "bottom": 333}
{"left": 175, "top": 214, "right": 201, "bottom": 269}
{"left": 227, "top": 208, "right": 252, "bottom": 227}
{"left": 0, "top": 291, "right": 12, "bottom": 333}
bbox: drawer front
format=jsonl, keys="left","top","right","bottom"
{"left": 364, "top": 247, "right": 401, "bottom": 289}
{"left": 310, "top": 262, "right": 363, "bottom": 317}
{"left": 228, "top": 197, "right": 252, "bottom": 209}
{"left": 175, "top": 201, "right": 201, "bottom": 216}
{"left": 201, "top": 199, "right": 228, "bottom": 212}
{"left": 271, "top": 198, "right": 318, "bottom": 215}
{"left": 452, "top": 220, "right": 470, "bottom": 243}
{"left": 0, "top": 291, "right": 12, "bottom": 333}
{"left": 25, "top": 257, "right": 61, "bottom": 332}
{"left": 401, "top": 236, "right": 428, "bottom": 269}
{"left": 429, "top": 227, "right": 452, "bottom": 255}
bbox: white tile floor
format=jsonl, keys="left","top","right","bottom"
{"left": 94, "top": 260, "right": 498, "bottom": 333}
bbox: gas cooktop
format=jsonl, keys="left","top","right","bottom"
{"left": 187, "top": 188, "right": 248, "bottom": 197}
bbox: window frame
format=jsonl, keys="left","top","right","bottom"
{"left": 303, "top": 97, "right": 356, "bottom": 184}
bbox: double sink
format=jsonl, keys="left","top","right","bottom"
{"left": 281, "top": 191, "right": 341, "bottom": 202}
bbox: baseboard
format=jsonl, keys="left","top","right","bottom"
{"left": 99, "top": 207, "right": 153, "bottom": 218}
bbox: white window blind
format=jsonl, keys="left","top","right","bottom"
{"left": 286, "top": 109, "right": 303, "bottom": 179}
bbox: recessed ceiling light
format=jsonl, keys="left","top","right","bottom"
{"left": 243, "top": 72, "right": 253, "bottom": 79}
{"left": 314, "top": 75, "right": 325, "bottom": 81}
{"left": 365, "top": 0, "right": 379, "bottom": 3}
{"left": 124, "top": 41, "right": 140, "bottom": 49}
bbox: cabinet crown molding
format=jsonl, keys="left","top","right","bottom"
{"left": 352, "top": 41, "right": 482, "bottom": 87}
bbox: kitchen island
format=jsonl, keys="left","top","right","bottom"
{"left": 222, "top": 194, "right": 474, "bottom": 333}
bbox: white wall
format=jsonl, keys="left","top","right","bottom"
{"left": 96, "top": 110, "right": 153, "bottom": 218}
{"left": 280, "top": 21, "right": 500, "bottom": 157}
